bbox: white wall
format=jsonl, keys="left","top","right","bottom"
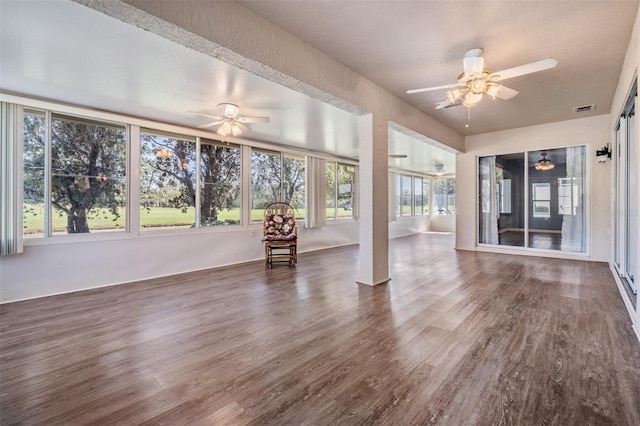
{"left": 429, "top": 215, "right": 456, "bottom": 233}
{"left": 456, "top": 114, "right": 612, "bottom": 262}
{"left": 0, "top": 222, "right": 359, "bottom": 302}
{"left": 389, "top": 215, "right": 430, "bottom": 238}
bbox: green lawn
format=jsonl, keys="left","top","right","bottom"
{"left": 23, "top": 204, "right": 355, "bottom": 235}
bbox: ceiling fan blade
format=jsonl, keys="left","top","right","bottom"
{"left": 388, "top": 154, "right": 407, "bottom": 159}
{"left": 435, "top": 99, "right": 452, "bottom": 109}
{"left": 189, "top": 111, "right": 223, "bottom": 120}
{"left": 406, "top": 83, "right": 462, "bottom": 94}
{"left": 492, "top": 58, "right": 558, "bottom": 81}
{"left": 496, "top": 86, "right": 519, "bottom": 100}
{"left": 197, "top": 120, "right": 223, "bottom": 129}
{"left": 236, "top": 122, "right": 250, "bottom": 132}
{"left": 237, "top": 116, "right": 270, "bottom": 124}
{"left": 435, "top": 99, "right": 462, "bottom": 110}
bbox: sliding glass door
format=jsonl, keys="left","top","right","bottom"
{"left": 478, "top": 146, "right": 586, "bottom": 253}
{"left": 614, "top": 81, "right": 637, "bottom": 297}
{"left": 478, "top": 153, "right": 524, "bottom": 246}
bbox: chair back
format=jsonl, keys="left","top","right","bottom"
{"left": 263, "top": 202, "right": 297, "bottom": 241}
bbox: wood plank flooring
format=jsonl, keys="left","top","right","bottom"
{"left": 1, "top": 233, "right": 639, "bottom": 425}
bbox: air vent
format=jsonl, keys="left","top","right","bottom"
{"left": 573, "top": 104, "right": 595, "bottom": 113}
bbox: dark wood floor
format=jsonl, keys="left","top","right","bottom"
{"left": 499, "top": 230, "right": 564, "bottom": 250}
{"left": 1, "top": 233, "right": 639, "bottom": 425}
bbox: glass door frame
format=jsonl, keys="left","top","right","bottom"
{"left": 476, "top": 145, "right": 589, "bottom": 255}
{"left": 613, "top": 81, "right": 638, "bottom": 296}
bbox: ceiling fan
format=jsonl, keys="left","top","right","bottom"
{"left": 190, "top": 103, "right": 270, "bottom": 137}
{"left": 406, "top": 48, "right": 558, "bottom": 112}
{"left": 426, "top": 162, "right": 447, "bottom": 176}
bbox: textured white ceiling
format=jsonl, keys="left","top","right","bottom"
{"left": 2, "top": 0, "right": 638, "bottom": 176}
{"left": 238, "top": 0, "right": 639, "bottom": 136}
{"left": 0, "top": 0, "right": 361, "bottom": 158}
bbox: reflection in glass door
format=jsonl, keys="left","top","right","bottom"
{"left": 478, "top": 147, "right": 586, "bottom": 253}
{"left": 614, "top": 81, "right": 637, "bottom": 298}
{"left": 626, "top": 99, "right": 637, "bottom": 293}
{"left": 478, "top": 153, "right": 525, "bottom": 247}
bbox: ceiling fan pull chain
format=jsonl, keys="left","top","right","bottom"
{"left": 466, "top": 107, "right": 471, "bottom": 128}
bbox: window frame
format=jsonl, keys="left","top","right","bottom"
{"left": 326, "top": 160, "right": 357, "bottom": 222}
{"left": 7, "top": 94, "right": 359, "bottom": 245}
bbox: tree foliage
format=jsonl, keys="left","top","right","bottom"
{"left": 250, "top": 151, "right": 305, "bottom": 212}
{"left": 140, "top": 134, "right": 241, "bottom": 226}
{"left": 200, "top": 142, "right": 241, "bottom": 225}
{"left": 327, "top": 162, "right": 355, "bottom": 209}
{"left": 433, "top": 177, "right": 456, "bottom": 213}
{"left": 23, "top": 113, "right": 127, "bottom": 234}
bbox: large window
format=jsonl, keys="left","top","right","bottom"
{"left": 23, "top": 110, "right": 127, "bottom": 237}
{"left": 200, "top": 140, "right": 241, "bottom": 226}
{"left": 423, "top": 178, "right": 430, "bottom": 215}
{"left": 326, "top": 162, "right": 356, "bottom": 220}
{"left": 251, "top": 149, "right": 305, "bottom": 222}
{"left": 414, "top": 177, "right": 424, "bottom": 215}
{"left": 558, "top": 178, "right": 579, "bottom": 215}
{"left": 433, "top": 177, "right": 455, "bottom": 215}
{"left": 140, "top": 131, "right": 196, "bottom": 230}
{"left": 17, "top": 101, "right": 359, "bottom": 243}
{"left": 400, "top": 175, "right": 412, "bottom": 216}
{"left": 532, "top": 183, "right": 551, "bottom": 218}
{"left": 283, "top": 154, "right": 305, "bottom": 216}
{"left": 394, "top": 173, "right": 432, "bottom": 217}
{"left": 23, "top": 110, "right": 46, "bottom": 238}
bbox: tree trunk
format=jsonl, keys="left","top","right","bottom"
{"left": 67, "top": 210, "right": 90, "bottom": 233}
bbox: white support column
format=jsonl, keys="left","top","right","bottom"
{"left": 357, "top": 114, "right": 390, "bottom": 286}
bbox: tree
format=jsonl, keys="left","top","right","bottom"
{"left": 200, "top": 143, "right": 240, "bottom": 224}
{"left": 140, "top": 134, "right": 240, "bottom": 225}
{"left": 433, "top": 177, "right": 456, "bottom": 214}
{"left": 51, "top": 118, "right": 126, "bottom": 233}
{"left": 282, "top": 156, "right": 305, "bottom": 209}
{"left": 23, "top": 114, "right": 46, "bottom": 204}
{"left": 250, "top": 151, "right": 305, "bottom": 211}
{"left": 250, "top": 151, "right": 281, "bottom": 209}
{"left": 24, "top": 115, "right": 128, "bottom": 234}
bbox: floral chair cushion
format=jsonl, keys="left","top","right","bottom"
{"left": 263, "top": 214, "right": 297, "bottom": 241}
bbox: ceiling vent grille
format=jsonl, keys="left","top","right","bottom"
{"left": 573, "top": 104, "right": 595, "bottom": 113}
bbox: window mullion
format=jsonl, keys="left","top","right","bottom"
{"left": 334, "top": 162, "right": 339, "bottom": 220}
{"left": 195, "top": 137, "right": 201, "bottom": 228}
{"left": 44, "top": 110, "right": 52, "bottom": 237}
{"left": 280, "top": 152, "right": 285, "bottom": 202}
{"left": 129, "top": 125, "right": 141, "bottom": 234}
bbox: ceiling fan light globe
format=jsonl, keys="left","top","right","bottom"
{"left": 217, "top": 120, "right": 233, "bottom": 136}
{"left": 463, "top": 92, "right": 483, "bottom": 107}
{"left": 448, "top": 89, "right": 463, "bottom": 103}
{"left": 470, "top": 79, "right": 486, "bottom": 94}
{"left": 231, "top": 123, "right": 242, "bottom": 136}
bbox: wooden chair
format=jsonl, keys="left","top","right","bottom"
{"left": 262, "top": 202, "right": 298, "bottom": 268}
